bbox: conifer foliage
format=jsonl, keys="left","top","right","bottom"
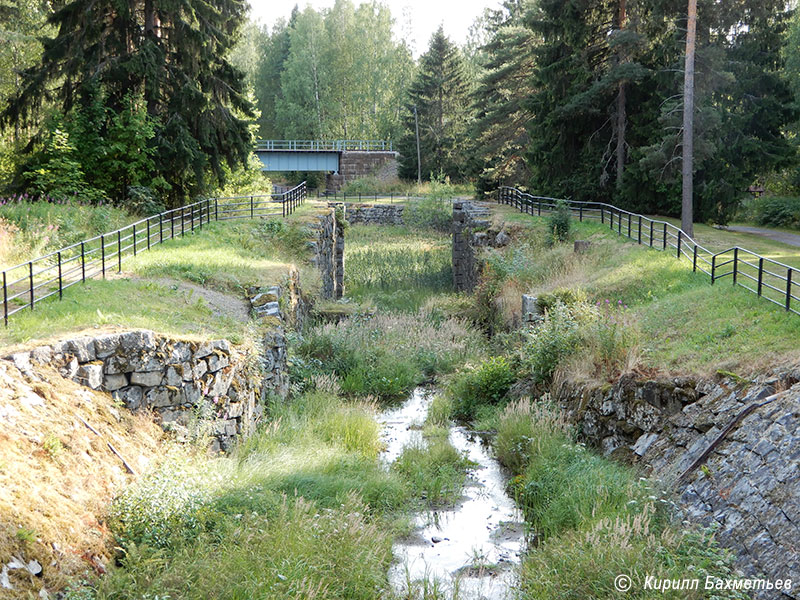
{"left": 2, "top": 0, "right": 253, "bottom": 204}
{"left": 398, "top": 27, "right": 472, "bottom": 181}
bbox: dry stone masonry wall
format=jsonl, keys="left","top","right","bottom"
{"left": 553, "top": 372, "right": 800, "bottom": 596}
{"left": 5, "top": 277, "right": 307, "bottom": 452}
{"left": 311, "top": 209, "right": 344, "bottom": 299}
{"left": 332, "top": 202, "right": 405, "bottom": 225}
{"left": 452, "top": 201, "right": 509, "bottom": 292}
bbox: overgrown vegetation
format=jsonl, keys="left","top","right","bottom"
{"left": 345, "top": 224, "right": 453, "bottom": 312}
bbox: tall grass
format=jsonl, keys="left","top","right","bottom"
{"left": 0, "top": 199, "right": 132, "bottom": 270}
{"left": 294, "top": 312, "right": 484, "bottom": 400}
{"left": 345, "top": 225, "right": 452, "bottom": 312}
{"left": 492, "top": 399, "right": 746, "bottom": 599}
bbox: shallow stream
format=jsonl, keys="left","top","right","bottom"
{"left": 377, "top": 388, "right": 526, "bottom": 599}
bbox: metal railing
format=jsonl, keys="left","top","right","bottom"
{"left": 0, "top": 182, "right": 307, "bottom": 326}
{"left": 497, "top": 186, "right": 799, "bottom": 316}
{"left": 255, "top": 139, "right": 394, "bottom": 152}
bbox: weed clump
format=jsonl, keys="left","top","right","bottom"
{"left": 449, "top": 356, "right": 516, "bottom": 420}
{"left": 547, "top": 199, "right": 572, "bottom": 243}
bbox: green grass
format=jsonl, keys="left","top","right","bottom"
{"left": 489, "top": 400, "right": 746, "bottom": 600}
{"left": 391, "top": 425, "right": 472, "bottom": 507}
{"left": 0, "top": 217, "right": 316, "bottom": 348}
{"left": 293, "top": 312, "right": 484, "bottom": 401}
{"left": 0, "top": 278, "right": 247, "bottom": 346}
{"left": 488, "top": 203, "right": 800, "bottom": 374}
{"left": 0, "top": 199, "right": 133, "bottom": 270}
{"left": 345, "top": 224, "right": 453, "bottom": 312}
{"left": 86, "top": 385, "right": 480, "bottom": 600}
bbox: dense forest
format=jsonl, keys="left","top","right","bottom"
{"left": 2, "top": 0, "right": 800, "bottom": 222}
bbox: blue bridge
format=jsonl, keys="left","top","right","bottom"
{"left": 255, "top": 139, "right": 394, "bottom": 172}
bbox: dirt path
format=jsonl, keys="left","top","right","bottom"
{"left": 723, "top": 225, "right": 800, "bottom": 248}
{"left": 109, "top": 272, "right": 250, "bottom": 322}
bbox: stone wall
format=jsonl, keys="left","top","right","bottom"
{"left": 325, "top": 151, "right": 399, "bottom": 193}
{"left": 6, "top": 277, "right": 307, "bottom": 452}
{"left": 331, "top": 202, "right": 405, "bottom": 226}
{"left": 553, "top": 372, "right": 800, "bottom": 595}
{"left": 311, "top": 209, "right": 344, "bottom": 299}
{"left": 8, "top": 331, "right": 259, "bottom": 451}
{"left": 452, "top": 201, "right": 512, "bottom": 292}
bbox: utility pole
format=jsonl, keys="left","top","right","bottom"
{"left": 615, "top": 0, "right": 627, "bottom": 191}
{"left": 413, "top": 104, "right": 422, "bottom": 185}
{"left": 681, "top": 0, "right": 697, "bottom": 237}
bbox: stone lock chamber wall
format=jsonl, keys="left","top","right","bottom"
{"left": 551, "top": 372, "right": 800, "bottom": 596}
{"left": 5, "top": 274, "right": 307, "bottom": 451}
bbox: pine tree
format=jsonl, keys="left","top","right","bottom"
{"left": 398, "top": 27, "right": 472, "bottom": 181}
{"left": 2, "top": 0, "right": 253, "bottom": 204}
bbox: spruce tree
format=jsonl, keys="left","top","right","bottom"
{"left": 2, "top": 0, "right": 253, "bottom": 203}
{"left": 398, "top": 27, "right": 472, "bottom": 181}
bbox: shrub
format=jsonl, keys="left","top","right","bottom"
{"left": 520, "top": 302, "right": 581, "bottom": 384}
{"left": 751, "top": 195, "right": 800, "bottom": 228}
{"left": 535, "top": 287, "right": 588, "bottom": 313}
{"left": 404, "top": 196, "right": 452, "bottom": 232}
{"left": 450, "top": 356, "right": 517, "bottom": 420}
{"left": 548, "top": 199, "right": 572, "bottom": 243}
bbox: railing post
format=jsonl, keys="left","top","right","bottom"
{"left": 117, "top": 230, "right": 122, "bottom": 272}
{"left": 159, "top": 214, "right": 164, "bottom": 244}
{"left": 2, "top": 271, "right": 7, "bottom": 327}
{"left": 757, "top": 258, "right": 764, "bottom": 296}
{"left": 251, "top": 195, "right": 254, "bottom": 218}
{"left": 662, "top": 223, "right": 667, "bottom": 250}
{"left": 147, "top": 219, "right": 151, "bottom": 250}
{"left": 29, "top": 262, "right": 34, "bottom": 310}
{"left": 133, "top": 224, "right": 137, "bottom": 256}
{"left": 609, "top": 209, "right": 613, "bottom": 231}
{"left": 601, "top": 206, "right": 605, "bottom": 224}
{"left": 711, "top": 255, "right": 716, "bottom": 284}
{"left": 638, "top": 216, "right": 642, "bottom": 244}
{"left": 677, "top": 230, "right": 682, "bottom": 259}
{"left": 693, "top": 245, "right": 698, "bottom": 273}
{"left": 650, "top": 221, "right": 654, "bottom": 247}
{"left": 579, "top": 205, "right": 583, "bottom": 221}
{"left": 215, "top": 198, "right": 219, "bottom": 221}
{"left": 57, "top": 251, "right": 62, "bottom": 299}
{"left": 101, "top": 234, "right": 106, "bottom": 277}
{"left": 618, "top": 211, "right": 622, "bottom": 236}
{"left": 786, "top": 268, "right": 793, "bottom": 311}
{"left": 627, "top": 214, "right": 631, "bottom": 238}
{"left": 733, "top": 248, "right": 739, "bottom": 285}
{"left": 181, "top": 208, "right": 185, "bottom": 237}
{"left": 538, "top": 198, "right": 541, "bottom": 216}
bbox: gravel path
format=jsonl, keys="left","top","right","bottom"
{"left": 724, "top": 225, "right": 800, "bottom": 248}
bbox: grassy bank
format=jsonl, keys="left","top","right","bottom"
{"left": 0, "top": 216, "right": 316, "bottom": 348}
{"left": 482, "top": 203, "right": 800, "bottom": 375}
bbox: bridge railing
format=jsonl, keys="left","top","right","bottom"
{"left": 0, "top": 182, "right": 306, "bottom": 326}
{"left": 496, "top": 186, "right": 799, "bottom": 317}
{"left": 255, "top": 140, "right": 393, "bottom": 152}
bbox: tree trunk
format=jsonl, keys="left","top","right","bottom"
{"left": 615, "top": 0, "right": 627, "bottom": 191}
{"left": 681, "top": 0, "right": 697, "bottom": 237}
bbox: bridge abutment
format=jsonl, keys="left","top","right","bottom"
{"left": 326, "top": 150, "right": 398, "bottom": 192}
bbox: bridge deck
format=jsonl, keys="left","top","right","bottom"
{"left": 255, "top": 139, "right": 393, "bottom": 152}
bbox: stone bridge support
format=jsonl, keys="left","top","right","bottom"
{"left": 325, "top": 151, "right": 398, "bottom": 192}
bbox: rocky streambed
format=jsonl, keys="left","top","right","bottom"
{"left": 378, "top": 388, "right": 526, "bottom": 599}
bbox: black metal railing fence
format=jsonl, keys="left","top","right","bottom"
{"left": 1, "top": 182, "right": 307, "bottom": 326}
{"left": 497, "top": 186, "right": 798, "bottom": 316}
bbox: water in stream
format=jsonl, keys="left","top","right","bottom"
{"left": 378, "top": 388, "right": 526, "bottom": 600}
